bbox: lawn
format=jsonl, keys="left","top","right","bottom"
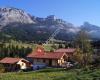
{"left": 0, "top": 68, "right": 100, "bottom": 80}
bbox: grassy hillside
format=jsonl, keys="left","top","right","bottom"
{"left": 0, "top": 68, "right": 100, "bottom": 80}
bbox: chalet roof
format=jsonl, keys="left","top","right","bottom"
{"left": 27, "top": 52, "right": 66, "bottom": 59}
{"left": 0, "top": 57, "right": 21, "bottom": 64}
{"left": 54, "top": 48, "right": 76, "bottom": 53}
{"left": 0, "top": 58, "right": 2, "bottom": 60}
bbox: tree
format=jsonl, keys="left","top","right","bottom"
{"left": 75, "top": 30, "right": 93, "bottom": 66}
{"left": 58, "top": 44, "right": 63, "bottom": 48}
{"left": 65, "top": 43, "right": 68, "bottom": 48}
{"left": 73, "top": 48, "right": 83, "bottom": 65}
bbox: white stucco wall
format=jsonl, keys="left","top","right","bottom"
{"left": 17, "top": 60, "right": 27, "bottom": 70}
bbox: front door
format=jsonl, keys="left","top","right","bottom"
{"left": 49, "top": 59, "right": 52, "bottom": 66}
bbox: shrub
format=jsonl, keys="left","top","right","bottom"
{"left": 0, "top": 64, "right": 5, "bottom": 73}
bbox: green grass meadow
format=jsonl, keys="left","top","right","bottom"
{"left": 0, "top": 68, "right": 100, "bottom": 80}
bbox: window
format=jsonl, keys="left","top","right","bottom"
{"left": 43, "top": 59, "right": 45, "bottom": 63}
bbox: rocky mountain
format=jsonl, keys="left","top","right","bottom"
{"left": 0, "top": 7, "right": 100, "bottom": 42}
{"left": 0, "top": 7, "right": 35, "bottom": 27}
{"left": 81, "top": 22, "right": 100, "bottom": 40}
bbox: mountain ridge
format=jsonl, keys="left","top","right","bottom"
{"left": 0, "top": 7, "right": 100, "bottom": 42}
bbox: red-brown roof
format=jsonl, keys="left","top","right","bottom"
{"left": 0, "top": 58, "right": 2, "bottom": 60}
{"left": 54, "top": 48, "right": 76, "bottom": 53}
{"left": 27, "top": 52, "right": 66, "bottom": 59}
{"left": 0, "top": 57, "right": 21, "bottom": 64}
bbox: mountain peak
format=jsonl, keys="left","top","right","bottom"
{"left": 0, "top": 7, "right": 35, "bottom": 26}
{"left": 46, "top": 15, "right": 56, "bottom": 20}
{"left": 0, "top": 7, "right": 24, "bottom": 13}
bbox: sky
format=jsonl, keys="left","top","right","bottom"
{"left": 0, "top": 0, "right": 100, "bottom": 26}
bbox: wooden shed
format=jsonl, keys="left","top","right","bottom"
{"left": 0, "top": 57, "right": 21, "bottom": 71}
{"left": 0, "top": 57, "right": 31, "bottom": 72}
